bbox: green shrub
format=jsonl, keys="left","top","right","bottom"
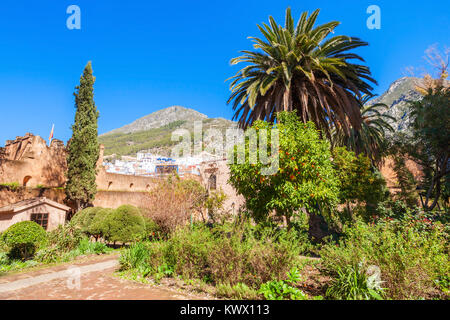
{"left": 216, "top": 282, "right": 260, "bottom": 300}
{"left": 0, "top": 251, "right": 10, "bottom": 265}
{"left": 47, "top": 223, "right": 83, "bottom": 252}
{"left": 70, "top": 207, "right": 103, "bottom": 235}
{"left": 0, "top": 182, "right": 21, "bottom": 191}
{"left": 35, "top": 246, "right": 61, "bottom": 264}
{"left": 88, "top": 208, "right": 114, "bottom": 239}
{"left": 321, "top": 218, "right": 449, "bottom": 299}
{"left": 1, "top": 221, "right": 47, "bottom": 260}
{"left": 119, "top": 242, "right": 150, "bottom": 271}
{"left": 325, "top": 263, "right": 384, "bottom": 300}
{"left": 124, "top": 221, "right": 305, "bottom": 290}
{"left": 258, "top": 268, "right": 308, "bottom": 300}
{"left": 103, "top": 205, "right": 145, "bottom": 244}
{"left": 332, "top": 147, "right": 389, "bottom": 221}
{"left": 143, "top": 217, "right": 162, "bottom": 241}
{"left": 77, "top": 238, "right": 110, "bottom": 255}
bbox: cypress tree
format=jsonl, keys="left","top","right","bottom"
{"left": 66, "top": 62, "right": 100, "bottom": 211}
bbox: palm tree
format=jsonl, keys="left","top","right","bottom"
{"left": 227, "top": 8, "right": 377, "bottom": 138}
{"left": 332, "top": 95, "right": 395, "bottom": 163}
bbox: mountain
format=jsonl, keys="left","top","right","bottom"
{"left": 99, "top": 106, "right": 236, "bottom": 158}
{"left": 99, "top": 77, "right": 425, "bottom": 158}
{"left": 368, "top": 77, "right": 422, "bottom": 136}
{"left": 101, "top": 106, "right": 208, "bottom": 136}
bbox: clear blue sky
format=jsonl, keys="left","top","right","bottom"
{"left": 0, "top": 0, "right": 448, "bottom": 146}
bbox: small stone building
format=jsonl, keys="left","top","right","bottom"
{"left": 0, "top": 197, "right": 70, "bottom": 232}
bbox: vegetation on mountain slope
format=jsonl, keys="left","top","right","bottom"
{"left": 99, "top": 117, "right": 236, "bottom": 158}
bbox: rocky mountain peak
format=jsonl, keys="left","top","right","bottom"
{"left": 101, "top": 106, "right": 208, "bottom": 136}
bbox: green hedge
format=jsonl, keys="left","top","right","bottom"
{"left": 71, "top": 205, "right": 146, "bottom": 244}
{"left": 71, "top": 207, "right": 103, "bottom": 234}
{"left": 103, "top": 205, "right": 145, "bottom": 244}
{"left": 1, "top": 221, "right": 47, "bottom": 260}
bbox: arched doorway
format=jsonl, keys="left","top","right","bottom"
{"left": 23, "top": 176, "right": 32, "bottom": 187}
{"left": 208, "top": 174, "right": 217, "bottom": 190}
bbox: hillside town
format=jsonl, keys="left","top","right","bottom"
{"left": 104, "top": 151, "right": 222, "bottom": 177}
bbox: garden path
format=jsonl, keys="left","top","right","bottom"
{"left": 0, "top": 254, "right": 204, "bottom": 300}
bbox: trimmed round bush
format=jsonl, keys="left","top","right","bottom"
{"left": 71, "top": 207, "right": 103, "bottom": 235}
{"left": 2, "top": 221, "right": 47, "bottom": 260}
{"left": 103, "top": 205, "right": 145, "bottom": 244}
{"left": 88, "top": 208, "right": 114, "bottom": 239}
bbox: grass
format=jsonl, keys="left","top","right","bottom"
{"left": 0, "top": 239, "right": 118, "bottom": 276}
{"left": 0, "top": 182, "right": 21, "bottom": 191}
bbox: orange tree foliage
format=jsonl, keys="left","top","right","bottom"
{"left": 229, "top": 112, "right": 339, "bottom": 229}
{"left": 331, "top": 147, "right": 388, "bottom": 219}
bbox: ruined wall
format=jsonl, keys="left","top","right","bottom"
{"left": 0, "top": 186, "right": 67, "bottom": 209}
{"left": 0, "top": 134, "right": 214, "bottom": 211}
{"left": 0, "top": 134, "right": 162, "bottom": 192}
{"left": 0, "top": 134, "right": 66, "bottom": 188}
{"left": 93, "top": 190, "right": 153, "bottom": 209}
{"left": 379, "top": 156, "right": 423, "bottom": 193}
{"left": 96, "top": 169, "right": 159, "bottom": 192}
{"left": 198, "top": 159, "right": 245, "bottom": 214}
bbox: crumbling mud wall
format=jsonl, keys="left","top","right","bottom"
{"left": 198, "top": 159, "right": 245, "bottom": 215}
{"left": 0, "top": 133, "right": 67, "bottom": 188}
{"left": 378, "top": 156, "right": 423, "bottom": 194}
{"left": 0, "top": 134, "right": 161, "bottom": 192}
{"left": 0, "top": 186, "right": 67, "bottom": 209}
{"left": 93, "top": 190, "right": 153, "bottom": 209}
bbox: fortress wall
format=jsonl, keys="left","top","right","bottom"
{"left": 96, "top": 169, "right": 160, "bottom": 192}
{"left": 0, "top": 186, "right": 67, "bottom": 209}
{"left": 379, "top": 156, "right": 423, "bottom": 193}
{"left": 93, "top": 190, "right": 152, "bottom": 209}
{"left": 0, "top": 134, "right": 66, "bottom": 188}
{"left": 198, "top": 159, "right": 245, "bottom": 214}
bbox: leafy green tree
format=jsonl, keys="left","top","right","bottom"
{"left": 88, "top": 208, "right": 113, "bottom": 240}
{"left": 229, "top": 112, "right": 339, "bottom": 241}
{"left": 70, "top": 207, "right": 102, "bottom": 234}
{"left": 227, "top": 8, "right": 376, "bottom": 139}
{"left": 66, "top": 62, "right": 100, "bottom": 211}
{"left": 392, "top": 155, "right": 419, "bottom": 208}
{"left": 332, "top": 147, "right": 388, "bottom": 221}
{"left": 398, "top": 86, "right": 449, "bottom": 210}
{"left": 1, "top": 221, "right": 47, "bottom": 260}
{"left": 103, "top": 205, "right": 146, "bottom": 244}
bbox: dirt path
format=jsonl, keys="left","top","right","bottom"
{"left": 0, "top": 254, "right": 204, "bottom": 300}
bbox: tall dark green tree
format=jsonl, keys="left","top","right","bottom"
{"left": 66, "top": 62, "right": 100, "bottom": 211}
{"left": 407, "top": 86, "right": 449, "bottom": 210}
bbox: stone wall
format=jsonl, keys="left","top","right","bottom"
{"left": 93, "top": 190, "right": 153, "bottom": 209}
{"left": 378, "top": 156, "right": 423, "bottom": 193}
{"left": 0, "top": 133, "right": 67, "bottom": 188}
{"left": 0, "top": 134, "right": 164, "bottom": 192}
{"left": 198, "top": 159, "right": 245, "bottom": 214}
{"left": 0, "top": 186, "right": 67, "bottom": 209}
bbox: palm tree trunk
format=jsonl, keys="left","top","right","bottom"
{"left": 283, "top": 86, "right": 292, "bottom": 111}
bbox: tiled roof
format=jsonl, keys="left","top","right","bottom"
{"left": 0, "top": 197, "right": 70, "bottom": 214}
